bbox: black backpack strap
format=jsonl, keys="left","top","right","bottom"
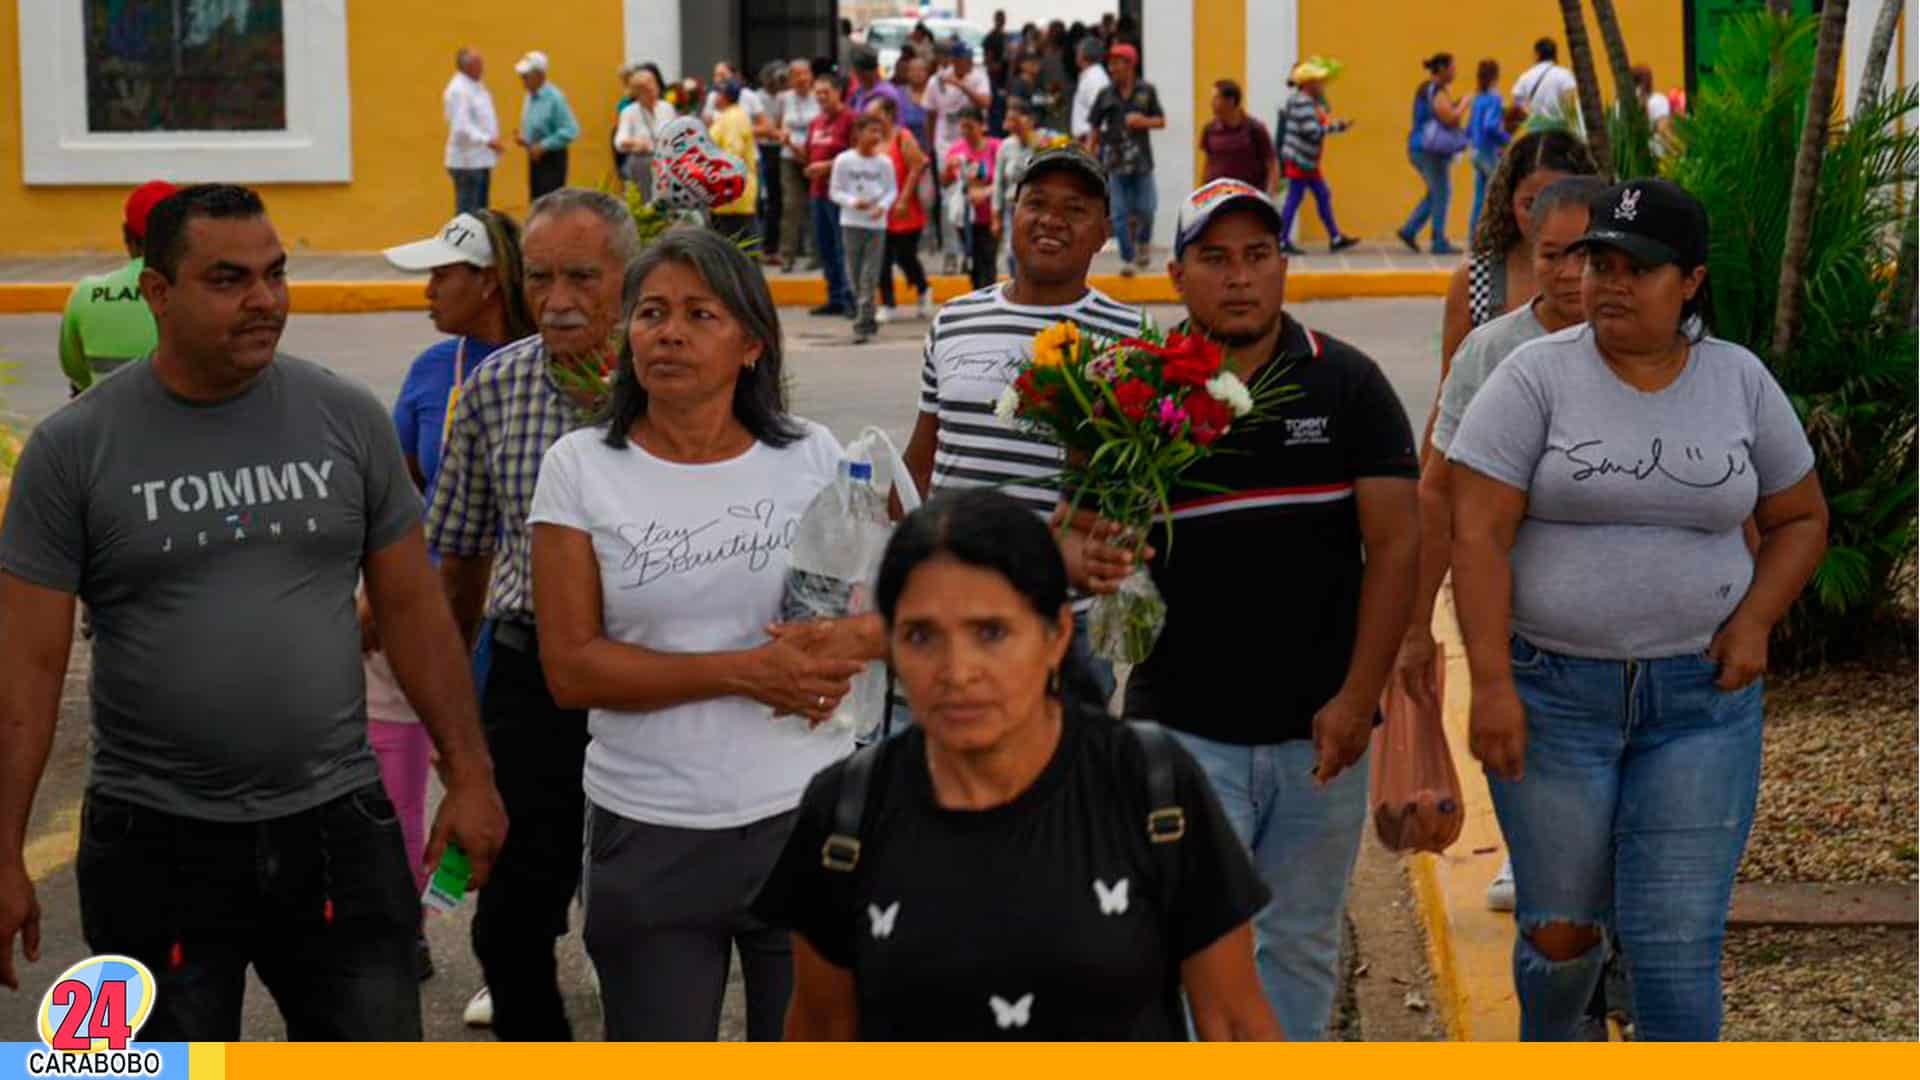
{"left": 822, "top": 742, "right": 882, "bottom": 872}
{"left": 1129, "top": 721, "right": 1186, "bottom": 843}
{"left": 1128, "top": 721, "right": 1186, "bottom": 911}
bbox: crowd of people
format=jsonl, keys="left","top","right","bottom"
{"left": 434, "top": 14, "right": 1169, "bottom": 340}
{"left": 1399, "top": 38, "right": 1682, "bottom": 255}
{"left": 0, "top": 14, "right": 1828, "bottom": 1048}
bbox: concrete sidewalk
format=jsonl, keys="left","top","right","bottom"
{"left": 0, "top": 242, "right": 1457, "bottom": 313}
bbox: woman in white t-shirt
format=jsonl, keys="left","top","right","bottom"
{"left": 528, "top": 227, "right": 879, "bottom": 1041}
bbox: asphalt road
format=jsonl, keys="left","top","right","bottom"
{"left": 0, "top": 297, "right": 1443, "bottom": 1041}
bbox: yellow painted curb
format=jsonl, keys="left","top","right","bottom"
{"left": 0, "top": 269, "right": 1451, "bottom": 315}
{"left": 1408, "top": 851, "right": 1470, "bottom": 1042}
{"left": 0, "top": 284, "right": 73, "bottom": 314}
{"left": 1409, "top": 588, "right": 1523, "bottom": 1042}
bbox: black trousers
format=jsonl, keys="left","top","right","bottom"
{"left": 469, "top": 629, "right": 590, "bottom": 1041}
{"left": 967, "top": 223, "right": 997, "bottom": 290}
{"left": 77, "top": 783, "right": 422, "bottom": 1041}
{"left": 879, "top": 227, "right": 929, "bottom": 308}
{"left": 529, "top": 148, "right": 570, "bottom": 200}
{"left": 758, "top": 146, "right": 783, "bottom": 256}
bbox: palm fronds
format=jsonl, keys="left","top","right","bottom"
{"left": 1667, "top": 11, "right": 1919, "bottom": 665}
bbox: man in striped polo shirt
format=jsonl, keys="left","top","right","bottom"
{"left": 1130, "top": 179, "right": 1419, "bottom": 1039}
{"left": 900, "top": 145, "right": 1142, "bottom": 707}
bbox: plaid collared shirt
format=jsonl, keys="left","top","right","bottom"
{"left": 426, "top": 333, "right": 597, "bottom": 622}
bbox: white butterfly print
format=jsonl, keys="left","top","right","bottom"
{"left": 989, "top": 992, "right": 1034, "bottom": 1030}
{"left": 1093, "top": 877, "right": 1130, "bottom": 916}
{"left": 866, "top": 901, "right": 900, "bottom": 940}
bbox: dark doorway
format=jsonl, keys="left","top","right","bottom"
{"left": 741, "top": 0, "right": 839, "bottom": 80}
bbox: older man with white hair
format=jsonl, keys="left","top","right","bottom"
{"left": 514, "top": 51, "right": 580, "bottom": 200}
{"left": 428, "top": 187, "right": 637, "bottom": 1041}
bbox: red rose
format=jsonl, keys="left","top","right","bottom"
{"left": 1158, "top": 333, "right": 1224, "bottom": 387}
{"left": 1015, "top": 369, "right": 1061, "bottom": 414}
{"left": 1117, "top": 332, "right": 1224, "bottom": 387}
{"left": 1112, "top": 378, "right": 1156, "bottom": 421}
{"left": 1184, "top": 391, "right": 1233, "bottom": 446}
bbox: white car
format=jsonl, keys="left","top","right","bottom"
{"left": 863, "top": 17, "right": 988, "bottom": 78}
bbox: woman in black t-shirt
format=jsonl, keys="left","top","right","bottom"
{"left": 753, "top": 489, "right": 1280, "bottom": 1041}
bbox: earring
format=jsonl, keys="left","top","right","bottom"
{"left": 1046, "top": 667, "right": 1062, "bottom": 697}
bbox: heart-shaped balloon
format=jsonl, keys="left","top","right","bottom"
{"left": 652, "top": 116, "right": 749, "bottom": 210}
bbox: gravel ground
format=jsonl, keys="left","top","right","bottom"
{"left": 1722, "top": 926, "right": 1919, "bottom": 1040}
{"left": 1739, "top": 655, "right": 1919, "bottom": 884}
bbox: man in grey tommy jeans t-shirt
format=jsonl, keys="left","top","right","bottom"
{"left": 0, "top": 186, "right": 505, "bottom": 1038}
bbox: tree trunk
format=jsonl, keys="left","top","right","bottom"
{"left": 1591, "top": 0, "right": 1646, "bottom": 160}
{"left": 1773, "top": 0, "right": 1852, "bottom": 361}
{"left": 1856, "top": 0, "right": 1905, "bottom": 112}
{"left": 1559, "top": 0, "right": 1612, "bottom": 171}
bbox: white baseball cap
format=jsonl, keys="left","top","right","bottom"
{"left": 514, "top": 51, "right": 550, "bottom": 75}
{"left": 1174, "top": 179, "right": 1284, "bottom": 259}
{"left": 383, "top": 214, "right": 495, "bottom": 271}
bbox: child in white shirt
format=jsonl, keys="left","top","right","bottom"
{"left": 830, "top": 113, "right": 899, "bottom": 343}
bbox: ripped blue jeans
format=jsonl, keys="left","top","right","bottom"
{"left": 1487, "top": 635, "right": 1763, "bottom": 1042}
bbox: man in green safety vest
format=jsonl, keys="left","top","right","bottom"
{"left": 57, "top": 180, "right": 178, "bottom": 395}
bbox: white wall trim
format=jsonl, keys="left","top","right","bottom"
{"left": 624, "top": 0, "right": 683, "bottom": 81}
{"left": 19, "top": 0, "right": 351, "bottom": 186}
{"left": 1843, "top": 0, "right": 1916, "bottom": 118}
{"left": 1245, "top": 1, "right": 1297, "bottom": 154}
{"left": 1145, "top": 0, "right": 1193, "bottom": 249}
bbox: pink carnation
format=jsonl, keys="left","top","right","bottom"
{"left": 1156, "top": 396, "right": 1188, "bottom": 435}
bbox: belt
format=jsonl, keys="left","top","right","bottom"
{"left": 491, "top": 619, "right": 538, "bottom": 653}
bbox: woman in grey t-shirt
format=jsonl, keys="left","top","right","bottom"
{"left": 1446, "top": 179, "right": 1828, "bottom": 1041}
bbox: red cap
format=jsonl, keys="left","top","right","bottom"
{"left": 1110, "top": 43, "right": 1139, "bottom": 64}
{"left": 124, "top": 180, "right": 179, "bottom": 239}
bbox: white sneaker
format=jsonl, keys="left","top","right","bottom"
{"left": 941, "top": 254, "right": 960, "bottom": 275}
{"left": 1486, "top": 858, "right": 1516, "bottom": 912}
{"left": 917, "top": 292, "right": 934, "bottom": 320}
{"left": 876, "top": 306, "right": 894, "bottom": 325}
{"left": 463, "top": 985, "right": 493, "bottom": 1027}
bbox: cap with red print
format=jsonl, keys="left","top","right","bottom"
{"left": 1173, "top": 179, "right": 1284, "bottom": 259}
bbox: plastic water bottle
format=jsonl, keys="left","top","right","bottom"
{"left": 780, "top": 457, "right": 891, "bottom": 738}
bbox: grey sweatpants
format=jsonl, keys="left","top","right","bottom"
{"left": 843, "top": 225, "right": 887, "bottom": 335}
{"left": 581, "top": 802, "right": 797, "bottom": 1041}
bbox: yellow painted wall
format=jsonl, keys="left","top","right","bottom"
{"left": 0, "top": 1, "right": 627, "bottom": 254}
{"left": 1193, "top": 0, "right": 1247, "bottom": 185}
{"left": 1291, "top": 0, "right": 1686, "bottom": 247}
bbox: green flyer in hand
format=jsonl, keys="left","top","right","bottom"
{"left": 423, "top": 844, "right": 472, "bottom": 913}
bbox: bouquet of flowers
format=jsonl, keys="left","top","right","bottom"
{"left": 997, "top": 321, "right": 1298, "bottom": 663}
